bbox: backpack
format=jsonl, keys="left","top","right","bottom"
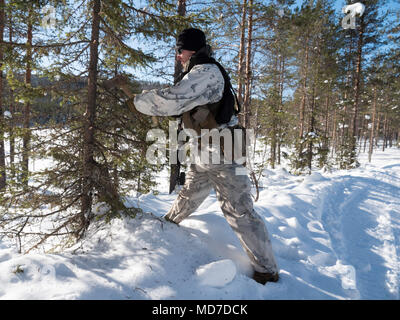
{"left": 208, "top": 60, "right": 241, "bottom": 124}
{"left": 178, "top": 53, "right": 241, "bottom": 125}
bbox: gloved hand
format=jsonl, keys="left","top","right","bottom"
{"left": 126, "top": 96, "right": 137, "bottom": 113}
{"left": 103, "top": 75, "right": 129, "bottom": 91}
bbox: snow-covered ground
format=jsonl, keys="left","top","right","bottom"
{"left": 1, "top": 146, "right": 399, "bottom": 300}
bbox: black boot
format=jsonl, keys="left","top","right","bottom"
{"left": 253, "top": 271, "right": 279, "bottom": 285}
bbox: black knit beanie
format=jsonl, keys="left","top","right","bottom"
{"left": 176, "top": 28, "right": 206, "bottom": 52}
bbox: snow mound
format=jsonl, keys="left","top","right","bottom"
{"left": 195, "top": 259, "right": 237, "bottom": 287}
{"left": 303, "top": 172, "right": 329, "bottom": 184}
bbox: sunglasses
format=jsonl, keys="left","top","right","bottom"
{"left": 176, "top": 48, "right": 183, "bottom": 54}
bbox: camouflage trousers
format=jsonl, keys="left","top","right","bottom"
{"left": 165, "top": 162, "right": 278, "bottom": 274}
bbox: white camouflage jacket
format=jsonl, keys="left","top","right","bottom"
{"left": 134, "top": 64, "right": 225, "bottom": 117}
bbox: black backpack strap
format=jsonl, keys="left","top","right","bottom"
{"left": 210, "top": 60, "right": 241, "bottom": 115}
{"left": 230, "top": 85, "right": 241, "bottom": 114}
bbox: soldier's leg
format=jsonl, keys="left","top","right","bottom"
{"left": 164, "top": 164, "right": 213, "bottom": 224}
{"left": 211, "top": 164, "right": 278, "bottom": 274}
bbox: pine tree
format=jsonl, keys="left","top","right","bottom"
{"left": 0, "top": 0, "right": 6, "bottom": 189}
{"left": 287, "top": 0, "right": 340, "bottom": 173}
{"left": 237, "top": 0, "right": 247, "bottom": 111}
{"left": 257, "top": 0, "right": 294, "bottom": 169}
{"left": 242, "top": 0, "right": 254, "bottom": 129}
{"left": 339, "top": 0, "right": 387, "bottom": 168}
{"left": 0, "top": 0, "right": 199, "bottom": 252}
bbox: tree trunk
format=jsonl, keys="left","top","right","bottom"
{"left": 243, "top": 0, "right": 253, "bottom": 129}
{"left": 307, "top": 86, "right": 316, "bottom": 172}
{"left": 8, "top": 13, "right": 15, "bottom": 178}
{"left": 331, "top": 107, "right": 337, "bottom": 156}
{"left": 80, "top": 0, "right": 101, "bottom": 237}
{"left": 343, "top": 30, "right": 354, "bottom": 143}
{"left": 397, "top": 129, "right": 400, "bottom": 146}
{"left": 0, "top": 0, "right": 5, "bottom": 189}
{"left": 173, "top": 0, "right": 186, "bottom": 83}
{"left": 237, "top": 0, "right": 247, "bottom": 125}
{"left": 324, "top": 96, "right": 329, "bottom": 140}
{"left": 350, "top": 14, "right": 365, "bottom": 161}
{"left": 270, "top": 48, "right": 280, "bottom": 169}
{"left": 299, "top": 44, "right": 309, "bottom": 139}
{"left": 277, "top": 53, "right": 285, "bottom": 166}
{"left": 368, "top": 87, "right": 377, "bottom": 162}
{"left": 22, "top": 9, "right": 32, "bottom": 186}
{"left": 375, "top": 112, "right": 381, "bottom": 147}
{"left": 382, "top": 112, "right": 388, "bottom": 152}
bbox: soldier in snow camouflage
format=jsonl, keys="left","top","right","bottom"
{"left": 134, "top": 28, "right": 279, "bottom": 284}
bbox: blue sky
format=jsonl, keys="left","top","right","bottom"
{"left": 93, "top": 0, "right": 400, "bottom": 84}
{"left": 137, "top": 0, "right": 400, "bottom": 83}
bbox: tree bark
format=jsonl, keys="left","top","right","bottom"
{"left": 173, "top": 0, "right": 186, "bottom": 83}
{"left": 307, "top": 86, "right": 316, "bottom": 172}
{"left": 21, "top": 8, "right": 32, "bottom": 186}
{"left": 237, "top": 0, "right": 247, "bottom": 125}
{"left": 375, "top": 112, "right": 381, "bottom": 147}
{"left": 80, "top": 0, "right": 101, "bottom": 236}
{"left": 368, "top": 87, "right": 377, "bottom": 162}
{"left": 299, "top": 44, "right": 309, "bottom": 139}
{"left": 382, "top": 112, "right": 388, "bottom": 152}
{"left": 350, "top": 14, "right": 365, "bottom": 159}
{"left": 331, "top": 106, "right": 337, "bottom": 156}
{"left": 8, "top": 12, "right": 15, "bottom": 178}
{"left": 0, "top": 0, "right": 6, "bottom": 189}
{"left": 243, "top": 0, "right": 253, "bottom": 129}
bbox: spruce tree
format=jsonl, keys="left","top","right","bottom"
{"left": 0, "top": 0, "right": 197, "bottom": 252}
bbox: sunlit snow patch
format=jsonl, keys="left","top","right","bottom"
{"left": 195, "top": 259, "right": 237, "bottom": 287}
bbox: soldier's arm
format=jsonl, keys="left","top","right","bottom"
{"left": 103, "top": 75, "right": 158, "bottom": 126}
{"left": 134, "top": 64, "right": 224, "bottom": 117}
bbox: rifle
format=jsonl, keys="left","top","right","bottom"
{"left": 169, "top": 58, "right": 187, "bottom": 194}
{"left": 168, "top": 122, "right": 185, "bottom": 194}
